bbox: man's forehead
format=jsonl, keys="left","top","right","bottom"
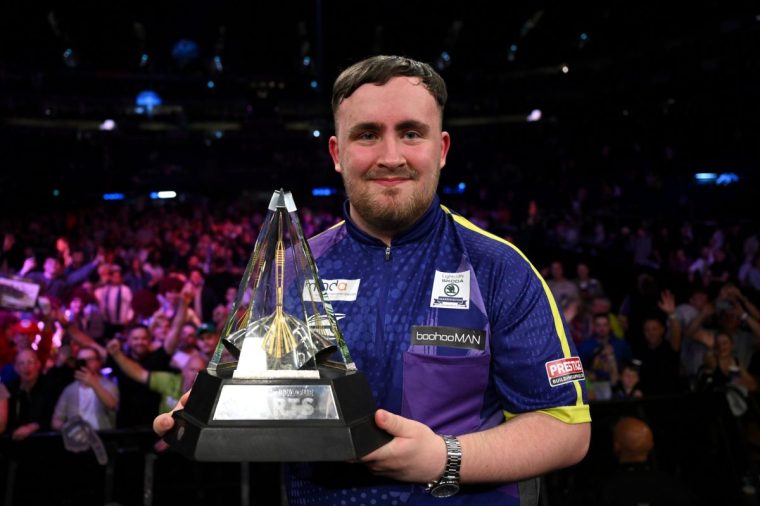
{"left": 16, "top": 350, "right": 38, "bottom": 363}
{"left": 335, "top": 76, "right": 439, "bottom": 121}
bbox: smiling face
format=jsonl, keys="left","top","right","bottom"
{"left": 329, "top": 76, "right": 450, "bottom": 242}
{"left": 127, "top": 326, "right": 151, "bottom": 358}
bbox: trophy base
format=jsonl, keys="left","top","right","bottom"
{"left": 164, "top": 366, "right": 392, "bottom": 462}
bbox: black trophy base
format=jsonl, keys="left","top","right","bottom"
{"left": 164, "top": 366, "right": 392, "bottom": 462}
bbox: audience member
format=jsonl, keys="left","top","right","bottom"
{"left": 1, "top": 349, "right": 58, "bottom": 439}
{"left": 51, "top": 345, "right": 118, "bottom": 430}
{"left": 634, "top": 317, "right": 683, "bottom": 395}
{"left": 547, "top": 260, "right": 580, "bottom": 308}
{"left": 94, "top": 264, "right": 134, "bottom": 338}
{"left": 611, "top": 362, "right": 644, "bottom": 400}
{"left": 18, "top": 255, "right": 101, "bottom": 301}
{"left": 579, "top": 313, "right": 632, "bottom": 382}
{"left": 596, "top": 416, "right": 697, "bottom": 505}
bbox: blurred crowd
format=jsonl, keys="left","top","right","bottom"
{"left": 1, "top": 187, "right": 759, "bottom": 460}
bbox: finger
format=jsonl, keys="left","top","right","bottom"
{"left": 174, "top": 390, "right": 191, "bottom": 411}
{"left": 153, "top": 412, "right": 175, "bottom": 436}
{"left": 374, "top": 409, "right": 418, "bottom": 439}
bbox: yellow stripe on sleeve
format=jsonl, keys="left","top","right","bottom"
{"left": 442, "top": 206, "right": 588, "bottom": 412}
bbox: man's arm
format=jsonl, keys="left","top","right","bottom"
{"left": 658, "top": 290, "right": 682, "bottom": 351}
{"left": 65, "top": 322, "right": 107, "bottom": 360}
{"left": 106, "top": 339, "right": 149, "bottom": 384}
{"left": 362, "top": 410, "right": 590, "bottom": 483}
{"left": 76, "top": 369, "right": 119, "bottom": 411}
{"left": 162, "top": 290, "right": 191, "bottom": 356}
{"left": 63, "top": 256, "right": 102, "bottom": 287}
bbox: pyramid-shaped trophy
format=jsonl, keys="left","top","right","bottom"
{"left": 164, "top": 190, "right": 391, "bottom": 461}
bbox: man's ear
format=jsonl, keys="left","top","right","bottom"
{"left": 329, "top": 136, "right": 342, "bottom": 174}
{"left": 439, "top": 131, "right": 451, "bottom": 169}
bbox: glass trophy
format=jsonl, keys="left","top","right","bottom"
{"left": 164, "top": 189, "right": 391, "bottom": 461}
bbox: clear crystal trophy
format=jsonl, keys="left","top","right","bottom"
{"left": 164, "top": 189, "right": 391, "bottom": 461}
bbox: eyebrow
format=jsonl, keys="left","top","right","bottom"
{"left": 347, "top": 120, "right": 430, "bottom": 137}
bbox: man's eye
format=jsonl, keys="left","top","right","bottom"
{"left": 358, "top": 132, "right": 378, "bottom": 141}
{"left": 403, "top": 131, "right": 422, "bottom": 139}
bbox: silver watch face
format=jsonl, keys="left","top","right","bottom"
{"left": 431, "top": 482, "right": 460, "bottom": 498}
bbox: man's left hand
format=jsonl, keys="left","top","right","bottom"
{"left": 360, "top": 409, "right": 447, "bottom": 483}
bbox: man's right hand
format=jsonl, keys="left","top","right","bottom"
{"left": 106, "top": 338, "right": 122, "bottom": 356}
{"left": 153, "top": 390, "right": 191, "bottom": 436}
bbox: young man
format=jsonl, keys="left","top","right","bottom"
{"left": 155, "top": 55, "right": 590, "bottom": 505}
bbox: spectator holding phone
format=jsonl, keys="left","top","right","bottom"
{"left": 51, "top": 346, "right": 118, "bottom": 431}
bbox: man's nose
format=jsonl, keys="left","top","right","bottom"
{"left": 377, "top": 138, "right": 406, "bottom": 168}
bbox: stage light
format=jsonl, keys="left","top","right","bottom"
{"left": 140, "top": 53, "right": 150, "bottom": 67}
{"left": 172, "top": 39, "right": 199, "bottom": 68}
{"left": 207, "top": 80, "right": 215, "bottom": 89}
{"left": 212, "top": 26, "right": 226, "bottom": 74}
{"left": 312, "top": 187, "right": 336, "bottom": 197}
{"left": 442, "top": 183, "right": 466, "bottom": 195}
{"left": 52, "top": 189, "right": 60, "bottom": 197}
{"left": 527, "top": 109, "right": 542, "bottom": 122}
{"left": 150, "top": 191, "right": 177, "bottom": 199}
{"left": 716, "top": 173, "right": 740, "bottom": 186}
{"left": 62, "top": 48, "right": 78, "bottom": 68}
{"left": 99, "top": 119, "right": 116, "bottom": 131}
{"left": 135, "top": 90, "right": 161, "bottom": 114}
{"left": 436, "top": 51, "right": 451, "bottom": 71}
{"left": 103, "top": 193, "right": 125, "bottom": 201}
{"left": 695, "top": 173, "right": 717, "bottom": 184}
{"left": 310, "top": 80, "right": 319, "bottom": 89}
{"left": 312, "top": 129, "right": 321, "bottom": 138}
{"left": 508, "top": 44, "right": 518, "bottom": 62}
{"left": 561, "top": 65, "right": 570, "bottom": 74}
{"left": 578, "top": 32, "right": 589, "bottom": 49}
{"left": 303, "top": 56, "right": 311, "bottom": 67}
{"left": 214, "top": 130, "right": 223, "bottom": 139}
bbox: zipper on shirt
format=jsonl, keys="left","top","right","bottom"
{"left": 385, "top": 246, "right": 391, "bottom": 261}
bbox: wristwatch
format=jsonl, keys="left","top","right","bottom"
{"left": 426, "top": 435, "right": 462, "bottom": 498}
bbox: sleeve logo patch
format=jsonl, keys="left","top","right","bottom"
{"left": 545, "top": 357, "right": 585, "bottom": 387}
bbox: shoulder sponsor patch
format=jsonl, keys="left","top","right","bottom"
{"left": 303, "top": 279, "right": 360, "bottom": 302}
{"left": 430, "top": 270, "right": 470, "bottom": 310}
{"left": 411, "top": 325, "right": 486, "bottom": 350}
{"left": 545, "top": 357, "right": 585, "bottom": 387}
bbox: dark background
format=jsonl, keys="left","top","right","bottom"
{"left": 1, "top": 1, "right": 758, "bottom": 220}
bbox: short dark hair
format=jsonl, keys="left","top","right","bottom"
{"left": 125, "top": 323, "right": 150, "bottom": 335}
{"left": 331, "top": 55, "right": 447, "bottom": 122}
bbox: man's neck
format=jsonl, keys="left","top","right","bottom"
{"left": 20, "top": 378, "right": 37, "bottom": 392}
{"left": 347, "top": 204, "right": 396, "bottom": 246}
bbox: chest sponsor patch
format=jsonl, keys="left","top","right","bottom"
{"left": 303, "top": 279, "right": 360, "bottom": 302}
{"left": 430, "top": 270, "right": 470, "bottom": 310}
{"left": 545, "top": 357, "right": 585, "bottom": 387}
{"left": 411, "top": 325, "right": 486, "bottom": 351}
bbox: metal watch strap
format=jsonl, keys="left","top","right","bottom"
{"left": 426, "top": 434, "right": 462, "bottom": 497}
